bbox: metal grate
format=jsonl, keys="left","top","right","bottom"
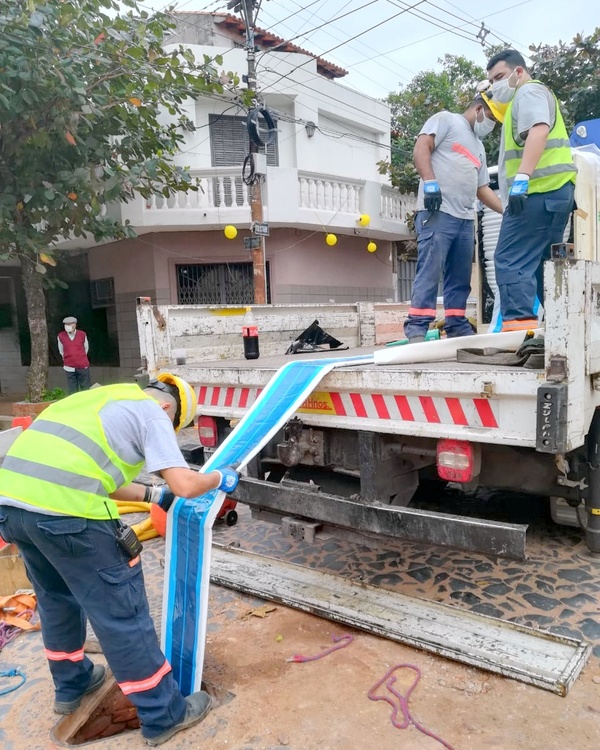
{"left": 176, "top": 262, "right": 271, "bottom": 305}
{"left": 396, "top": 260, "right": 443, "bottom": 304}
{"left": 90, "top": 277, "right": 115, "bottom": 308}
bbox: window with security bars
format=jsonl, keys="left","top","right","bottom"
{"left": 209, "top": 114, "right": 278, "bottom": 167}
{"left": 176, "top": 262, "right": 271, "bottom": 305}
{"left": 209, "top": 114, "right": 278, "bottom": 208}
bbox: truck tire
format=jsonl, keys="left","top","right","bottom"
{"left": 585, "top": 409, "right": 600, "bottom": 554}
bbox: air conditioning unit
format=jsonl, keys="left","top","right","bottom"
{"left": 90, "top": 277, "right": 115, "bottom": 309}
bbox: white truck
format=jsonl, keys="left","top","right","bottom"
{"left": 136, "top": 150, "right": 600, "bottom": 559}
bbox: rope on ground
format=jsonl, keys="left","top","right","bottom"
{"left": 286, "top": 633, "right": 354, "bottom": 663}
{"left": 368, "top": 664, "right": 455, "bottom": 750}
{"left": 0, "top": 668, "right": 26, "bottom": 696}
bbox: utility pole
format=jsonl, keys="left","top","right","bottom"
{"left": 230, "top": 0, "right": 267, "bottom": 304}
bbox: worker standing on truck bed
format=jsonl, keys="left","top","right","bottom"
{"left": 486, "top": 49, "right": 576, "bottom": 332}
{"left": 0, "top": 375, "right": 239, "bottom": 747}
{"left": 405, "top": 92, "right": 503, "bottom": 343}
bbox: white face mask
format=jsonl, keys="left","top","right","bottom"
{"left": 473, "top": 111, "right": 496, "bottom": 138}
{"left": 64, "top": 325, "right": 75, "bottom": 333}
{"left": 491, "top": 69, "right": 519, "bottom": 104}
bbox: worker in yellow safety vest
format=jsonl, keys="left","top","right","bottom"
{"left": 485, "top": 49, "right": 577, "bottom": 332}
{"left": 0, "top": 376, "right": 239, "bottom": 746}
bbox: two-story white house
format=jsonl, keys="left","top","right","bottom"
{"left": 0, "top": 12, "right": 415, "bottom": 393}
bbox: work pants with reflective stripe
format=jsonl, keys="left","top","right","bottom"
{"left": 0, "top": 506, "right": 186, "bottom": 740}
{"left": 495, "top": 181, "right": 574, "bottom": 325}
{"left": 404, "top": 210, "right": 475, "bottom": 340}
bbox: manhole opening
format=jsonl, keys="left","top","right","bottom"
{"left": 53, "top": 678, "right": 232, "bottom": 746}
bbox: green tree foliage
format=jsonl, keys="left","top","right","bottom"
{"left": 529, "top": 27, "right": 600, "bottom": 128}
{"left": 380, "top": 55, "right": 495, "bottom": 193}
{"left": 0, "top": 0, "right": 236, "bottom": 399}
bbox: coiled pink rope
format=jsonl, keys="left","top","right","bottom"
{"left": 368, "top": 664, "right": 455, "bottom": 750}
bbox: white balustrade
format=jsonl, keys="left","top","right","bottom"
{"left": 298, "top": 174, "right": 362, "bottom": 215}
{"left": 380, "top": 187, "right": 416, "bottom": 221}
{"left": 144, "top": 170, "right": 251, "bottom": 212}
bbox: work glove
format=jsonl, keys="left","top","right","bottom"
{"left": 214, "top": 467, "right": 240, "bottom": 493}
{"left": 508, "top": 173, "right": 530, "bottom": 215}
{"left": 423, "top": 180, "right": 442, "bottom": 212}
{"left": 144, "top": 485, "right": 176, "bottom": 512}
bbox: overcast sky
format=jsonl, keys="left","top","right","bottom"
{"left": 137, "top": 0, "right": 597, "bottom": 97}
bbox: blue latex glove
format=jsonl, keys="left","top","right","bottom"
{"left": 508, "top": 173, "right": 530, "bottom": 215}
{"left": 145, "top": 485, "right": 176, "bottom": 511}
{"left": 423, "top": 179, "right": 442, "bottom": 212}
{"left": 215, "top": 467, "right": 240, "bottom": 493}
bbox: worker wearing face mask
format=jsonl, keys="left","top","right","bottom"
{"left": 404, "top": 93, "right": 503, "bottom": 342}
{"left": 486, "top": 49, "right": 576, "bottom": 332}
{"left": 58, "top": 316, "right": 91, "bottom": 394}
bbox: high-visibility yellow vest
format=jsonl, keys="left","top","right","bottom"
{"left": 504, "top": 80, "right": 576, "bottom": 194}
{"left": 0, "top": 384, "right": 152, "bottom": 520}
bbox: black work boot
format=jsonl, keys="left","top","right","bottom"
{"left": 144, "top": 690, "right": 213, "bottom": 746}
{"left": 54, "top": 664, "right": 107, "bottom": 714}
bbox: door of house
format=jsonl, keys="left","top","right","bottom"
{"left": 176, "top": 262, "right": 271, "bottom": 305}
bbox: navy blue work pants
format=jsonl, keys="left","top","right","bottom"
{"left": 404, "top": 210, "right": 475, "bottom": 339}
{"left": 495, "top": 182, "right": 574, "bottom": 325}
{"left": 65, "top": 368, "right": 91, "bottom": 395}
{"left": 0, "top": 507, "right": 187, "bottom": 741}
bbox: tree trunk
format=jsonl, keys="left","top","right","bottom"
{"left": 20, "top": 254, "right": 49, "bottom": 402}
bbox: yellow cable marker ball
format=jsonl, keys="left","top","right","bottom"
{"left": 367, "top": 241, "right": 377, "bottom": 253}
{"left": 224, "top": 225, "right": 237, "bottom": 240}
{"left": 325, "top": 233, "right": 338, "bottom": 246}
{"left": 357, "top": 214, "right": 371, "bottom": 227}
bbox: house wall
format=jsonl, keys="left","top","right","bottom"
{"left": 84, "top": 229, "right": 394, "bottom": 385}
{"left": 90, "top": 229, "right": 395, "bottom": 307}
{"left": 87, "top": 239, "right": 162, "bottom": 377}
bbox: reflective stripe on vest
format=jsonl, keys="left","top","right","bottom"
{"left": 0, "top": 384, "right": 149, "bottom": 520}
{"left": 504, "top": 81, "right": 576, "bottom": 194}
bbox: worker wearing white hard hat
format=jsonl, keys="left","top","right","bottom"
{"left": 0, "top": 376, "right": 239, "bottom": 745}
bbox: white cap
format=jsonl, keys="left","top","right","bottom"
{"left": 63, "top": 316, "right": 77, "bottom": 324}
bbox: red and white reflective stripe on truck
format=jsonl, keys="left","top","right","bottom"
{"left": 196, "top": 386, "right": 498, "bottom": 429}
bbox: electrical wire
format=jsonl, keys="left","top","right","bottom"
{"left": 427, "top": 0, "right": 529, "bottom": 51}
{"left": 340, "top": 0, "right": 536, "bottom": 71}
{"left": 385, "top": 0, "right": 489, "bottom": 46}
{"left": 256, "top": 0, "right": 381, "bottom": 63}
{"left": 260, "top": 0, "right": 415, "bottom": 88}
{"left": 258, "top": 1, "right": 429, "bottom": 94}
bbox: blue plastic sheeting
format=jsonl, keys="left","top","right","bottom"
{"left": 570, "top": 119, "right": 600, "bottom": 148}
{"left": 161, "top": 354, "right": 374, "bottom": 695}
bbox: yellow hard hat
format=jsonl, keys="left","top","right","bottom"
{"left": 155, "top": 372, "right": 197, "bottom": 432}
{"left": 476, "top": 79, "right": 508, "bottom": 124}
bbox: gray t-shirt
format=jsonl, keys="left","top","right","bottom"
{"left": 0, "top": 399, "right": 188, "bottom": 515}
{"left": 498, "top": 82, "right": 556, "bottom": 207}
{"left": 416, "top": 111, "right": 489, "bottom": 220}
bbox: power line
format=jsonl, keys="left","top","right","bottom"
{"left": 430, "top": 0, "right": 528, "bottom": 52}
{"left": 259, "top": 63, "right": 400, "bottom": 132}
{"left": 256, "top": 0, "right": 381, "bottom": 63}
{"left": 261, "top": 0, "right": 415, "bottom": 87}
{"left": 259, "top": 0, "right": 429, "bottom": 94}
{"left": 385, "top": 0, "right": 489, "bottom": 46}
{"left": 340, "top": 0, "right": 536, "bottom": 73}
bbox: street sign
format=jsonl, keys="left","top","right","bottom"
{"left": 244, "top": 236, "right": 261, "bottom": 250}
{"left": 252, "top": 221, "right": 270, "bottom": 237}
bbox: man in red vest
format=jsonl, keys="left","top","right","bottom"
{"left": 57, "top": 316, "right": 91, "bottom": 394}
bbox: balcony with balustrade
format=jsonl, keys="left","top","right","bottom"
{"left": 119, "top": 167, "right": 416, "bottom": 241}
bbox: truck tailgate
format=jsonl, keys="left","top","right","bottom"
{"left": 174, "top": 347, "right": 543, "bottom": 447}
